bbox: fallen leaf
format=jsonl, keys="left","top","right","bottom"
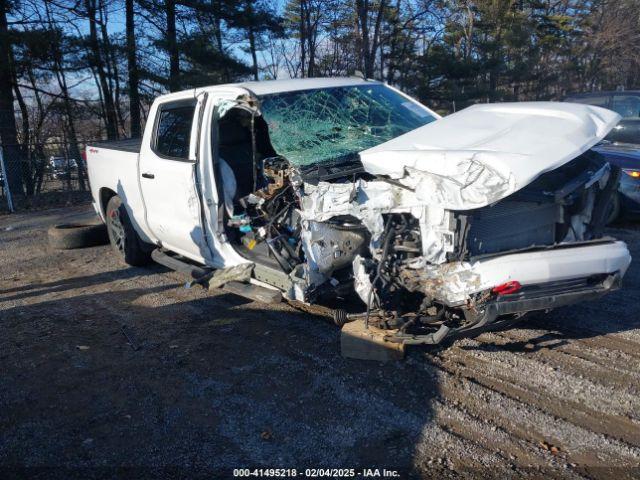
{"left": 260, "top": 430, "right": 272, "bottom": 440}
{"left": 539, "top": 441, "right": 560, "bottom": 454}
{"left": 77, "top": 345, "right": 90, "bottom": 351}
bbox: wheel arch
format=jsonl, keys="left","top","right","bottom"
{"left": 99, "top": 187, "right": 118, "bottom": 218}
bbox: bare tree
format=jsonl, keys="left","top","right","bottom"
{"left": 126, "top": 0, "right": 141, "bottom": 137}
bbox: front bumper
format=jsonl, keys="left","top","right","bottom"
{"left": 391, "top": 270, "right": 624, "bottom": 345}
{"left": 390, "top": 240, "right": 631, "bottom": 345}
{"left": 489, "top": 272, "right": 621, "bottom": 316}
{"left": 425, "top": 239, "right": 631, "bottom": 306}
{"left": 468, "top": 240, "right": 631, "bottom": 297}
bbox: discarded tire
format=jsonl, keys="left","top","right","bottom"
{"left": 48, "top": 223, "right": 109, "bottom": 250}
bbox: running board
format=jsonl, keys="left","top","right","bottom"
{"left": 151, "top": 249, "right": 281, "bottom": 304}
{"left": 151, "top": 249, "right": 209, "bottom": 279}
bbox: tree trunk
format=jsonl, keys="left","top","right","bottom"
{"left": 11, "top": 54, "right": 33, "bottom": 195}
{"left": 356, "top": 0, "right": 386, "bottom": 78}
{"left": 99, "top": 0, "right": 124, "bottom": 135}
{"left": 299, "top": 0, "right": 306, "bottom": 78}
{"left": 126, "top": 0, "right": 141, "bottom": 137}
{"left": 248, "top": 28, "right": 259, "bottom": 80}
{"left": 27, "top": 67, "right": 47, "bottom": 193}
{"left": 166, "top": 0, "right": 180, "bottom": 91}
{"left": 44, "top": 0, "right": 86, "bottom": 190}
{"left": 0, "top": 0, "right": 23, "bottom": 197}
{"left": 212, "top": 2, "right": 230, "bottom": 81}
{"left": 385, "top": 0, "right": 400, "bottom": 84}
{"left": 85, "top": 0, "right": 118, "bottom": 139}
{"left": 355, "top": 0, "right": 370, "bottom": 76}
{"left": 304, "top": 6, "right": 315, "bottom": 77}
{"left": 246, "top": 0, "right": 260, "bottom": 84}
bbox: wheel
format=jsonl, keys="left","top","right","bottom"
{"left": 606, "top": 193, "right": 621, "bottom": 225}
{"left": 48, "top": 223, "right": 109, "bottom": 250}
{"left": 105, "top": 195, "right": 152, "bottom": 266}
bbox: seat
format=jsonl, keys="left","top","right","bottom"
{"left": 218, "top": 158, "right": 237, "bottom": 218}
{"left": 218, "top": 121, "right": 256, "bottom": 200}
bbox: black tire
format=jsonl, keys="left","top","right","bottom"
{"left": 48, "top": 223, "right": 109, "bottom": 250}
{"left": 105, "top": 195, "right": 152, "bottom": 266}
{"left": 606, "top": 193, "right": 621, "bottom": 225}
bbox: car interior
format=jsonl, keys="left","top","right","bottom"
{"left": 215, "top": 106, "right": 301, "bottom": 272}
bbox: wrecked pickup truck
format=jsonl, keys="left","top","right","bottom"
{"left": 86, "top": 77, "right": 631, "bottom": 346}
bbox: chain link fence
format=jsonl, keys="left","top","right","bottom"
{"left": 0, "top": 141, "right": 96, "bottom": 214}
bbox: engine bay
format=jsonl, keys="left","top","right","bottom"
{"left": 216, "top": 101, "right": 621, "bottom": 341}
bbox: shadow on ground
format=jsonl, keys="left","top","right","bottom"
{"left": 0, "top": 270, "right": 440, "bottom": 477}
{"left": 1, "top": 218, "right": 639, "bottom": 477}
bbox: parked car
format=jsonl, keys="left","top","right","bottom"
{"left": 85, "top": 78, "right": 631, "bottom": 347}
{"left": 563, "top": 92, "right": 640, "bottom": 220}
{"left": 49, "top": 156, "right": 78, "bottom": 179}
{"left": 564, "top": 91, "right": 640, "bottom": 144}
{"left": 592, "top": 143, "right": 640, "bottom": 219}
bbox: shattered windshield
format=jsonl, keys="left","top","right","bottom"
{"left": 258, "top": 84, "right": 436, "bottom": 167}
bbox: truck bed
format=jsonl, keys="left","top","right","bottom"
{"left": 86, "top": 137, "right": 144, "bottom": 229}
{"left": 91, "top": 138, "right": 141, "bottom": 154}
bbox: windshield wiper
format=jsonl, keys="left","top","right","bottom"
{"left": 300, "top": 153, "right": 364, "bottom": 184}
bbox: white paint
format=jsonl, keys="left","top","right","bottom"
{"left": 360, "top": 102, "right": 620, "bottom": 210}
{"left": 401, "top": 241, "right": 631, "bottom": 306}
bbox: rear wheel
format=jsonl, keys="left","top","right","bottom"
{"left": 105, "top": 195, "right": 152, "bottom": 266}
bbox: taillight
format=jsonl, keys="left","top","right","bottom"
{"left": 622, "top": 169, "right": 640, "bottom": 179}
{"left": 492, "top": 281, "right": 521, "bottom": 295}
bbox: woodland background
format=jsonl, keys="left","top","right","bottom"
{"left": 0, "top": 0, "right": 639, "bottom": 201}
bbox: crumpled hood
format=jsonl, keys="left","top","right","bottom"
{"left": 359, "top": 102, "right": 620, "bottom": 210}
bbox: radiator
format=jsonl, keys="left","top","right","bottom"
{"left": 466, "top": 200, "right": 558, "bottom": 256}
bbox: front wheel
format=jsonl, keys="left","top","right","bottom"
{"left": 105, "top": 195, "right": 152, "bottom": 266}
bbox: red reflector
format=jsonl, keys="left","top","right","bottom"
{"left": 492, "top": 281, "right": 521, "bottom": 295}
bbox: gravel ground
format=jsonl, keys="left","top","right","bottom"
{"left": 1, "top": 205, "right": 639, "bottom": 479}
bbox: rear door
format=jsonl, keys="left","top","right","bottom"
{"left": 139, "top": 94, "right": 209, "bottom": 262}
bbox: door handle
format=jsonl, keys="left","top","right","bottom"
{"left": 141, "top": 172, "right": 155, "bottom": 179}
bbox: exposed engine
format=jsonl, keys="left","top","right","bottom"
{"left": 220, "top": 100, "right": 621, "bottom": 343}
{"left": 302, "top": 217, "right": 369, "bottom": 274}
{"left": 353, "top": 151, "right": 620, "bottom": 337}
{"left": 229, "top": 156, "right": 369, "bottom": 283}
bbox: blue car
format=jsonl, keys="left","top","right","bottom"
{"left": 563, "top": 91, "right": 640, "bottom": 221}
{"left": 564, "top": 91, "right": 640, "bottom": 144}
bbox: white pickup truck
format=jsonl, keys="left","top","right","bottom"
{"left": 86, "top": 77, "right": 631, "bottom": 345}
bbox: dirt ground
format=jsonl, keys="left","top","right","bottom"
{"left": 1, "top": 205, "right": 639, "bottom": 479}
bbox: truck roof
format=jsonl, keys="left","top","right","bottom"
{"left": 155, "top": 77, "right": 382, "bottom": 103}
{"left": 228, "top": 77, "right": 380, "bottom": 95}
